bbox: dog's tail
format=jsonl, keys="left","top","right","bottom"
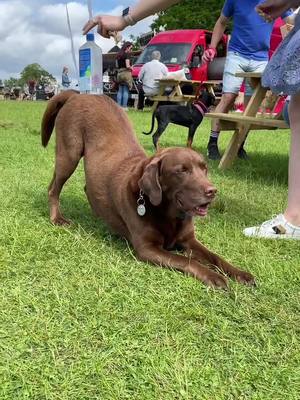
{"left": 142, "top": 110, "right": 156, "bottom": 135}
{"left": 41, "top": 90, "right": 79, "bottom": 147}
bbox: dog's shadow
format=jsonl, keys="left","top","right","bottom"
{"left": 32, "top": 189, "right": 128, "bottom": 251}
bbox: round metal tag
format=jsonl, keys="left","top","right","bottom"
{"left": 137, "top": 204, "right": 146, "bottom": 216}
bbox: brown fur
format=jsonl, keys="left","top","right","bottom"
{"left": 41, "top": 91, "right": 255, "bottom": 289}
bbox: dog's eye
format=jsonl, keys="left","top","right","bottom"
{"left": 175, "top": 167, "right": 188, "bottom": 174}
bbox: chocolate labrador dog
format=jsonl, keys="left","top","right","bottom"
{"left": 41, "top": 91, "right": 254, "bottom": 289}
{"left": 143, "top": 91, "right": 215, "bottom": 148}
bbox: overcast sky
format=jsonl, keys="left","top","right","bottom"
{"left": 0, "top": 0, "right": 154, "bottom": 82}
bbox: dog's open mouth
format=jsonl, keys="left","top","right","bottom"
{"left": 176, "top": 196, "right": 211, "bottom": 217}
{"left": 192, "top": 202, "right": 210, "bottom": 217}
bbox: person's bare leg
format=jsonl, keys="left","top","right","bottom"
{"left": 212, "top": 92, "right": 237, "bottom": 132}
{"left": 208, "top": 92, "right": 237, "bottom": 160}
{"left": 284, "top": 92, "right": 300, "bottom": 226}
{"left": 243, "top": 92, "right": 300, "bottom": 238}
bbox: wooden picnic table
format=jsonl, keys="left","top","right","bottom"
{"left": 205, "top": 72, "right": 289, "bottom": 169}
{"left": 150, "top": 78, "right": 222, "bottom": 111}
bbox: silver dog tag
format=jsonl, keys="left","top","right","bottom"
{"left": 137, "top": 204, "right": 146, "bottom": 216}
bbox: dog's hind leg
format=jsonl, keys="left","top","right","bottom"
{"left": 48, "top": 149, "right": 82, "bottom": 225}
{"left": 152, "top": 121, "right": 169, "bottom": 149}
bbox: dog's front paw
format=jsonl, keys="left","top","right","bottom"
{"left": 235, "top": 271, "right": 256, "bottom": 286}
{"left": 51, "top": 216, "right": 72, "bottom": 226}
{"left": 202, "top": 271, "right": 228, "bottom": 290}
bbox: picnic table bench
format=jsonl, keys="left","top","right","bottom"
{"left": 205, "top": 72, "right": 289, "bottom": 169}
{"left": 150, "top": 78, "right": 222, "bottom": 111}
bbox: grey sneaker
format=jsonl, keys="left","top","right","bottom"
{"left": 243, "top": 214, "right": 300, "bottom": 239}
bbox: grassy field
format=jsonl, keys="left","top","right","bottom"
{"left": 0, "top": 100, "right": 299, "bottom": 400}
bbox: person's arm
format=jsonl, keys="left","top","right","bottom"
{"left": 202, "top": 14, "right": 229, "bottom": 63}
{"left": 138, "top": 65, "right": 145, "bottom": 81}
{"left": 162, "top": 65, "right": 169, "bottom": 77}
{"left": 256, "top": 0, "right": 300, "bottom": 22}
{"left": 284, "top": 15, "right": 294, "bottom": 23}
{"left": 210, "top": 15, "right": 229, "bottom": 49}
{"left": 125, "top": 58, "right": 131, "bottom": 69}
{"left": 281, "top": 11, "right": 296, "bottom": 38}
{"left": 83, "top": 0, "right": 181, "bottom": 38}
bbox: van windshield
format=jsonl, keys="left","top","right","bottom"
{"left": 135, "top": 43, "right": 192, "bottom": 65}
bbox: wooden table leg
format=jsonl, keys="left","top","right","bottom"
{"left": 151, "top": 84, "right": 168, "bottom": 112}
{"left": 218, "top": 81, "right": 268, "bottom": 169}
{"left": 151, "top": 101, "right": 159, "bottom": 112}
{"left": 207, "top": 84, "right": 215, "bottom": 96}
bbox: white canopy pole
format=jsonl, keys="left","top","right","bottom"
{"left": 65, "top": 3, "right": 79, "bottom": 81}
{"left": 87, "top": 0, "right": 93, "bottom": 22}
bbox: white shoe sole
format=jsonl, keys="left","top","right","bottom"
{"left": 243, "top": 229, "right": 300, "bottom": 240}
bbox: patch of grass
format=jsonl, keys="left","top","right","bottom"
{"left": 0, "top": 100, "right": 299, "bottom": 400}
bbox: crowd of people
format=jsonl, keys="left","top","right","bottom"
{"left": 0, "top": 79, "right": 56, "bottom": 101}
{"left": 0, "top": 66, "right": 70, "bottom": 101}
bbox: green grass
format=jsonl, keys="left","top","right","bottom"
{"left": 0, "top": 100, "right": 299, "bottom": 400}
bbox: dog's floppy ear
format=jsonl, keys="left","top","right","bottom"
{"left": 138, "top": 158, "right": 162, "bottom": 206}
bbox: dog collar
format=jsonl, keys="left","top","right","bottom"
{"left": 177, "top": 210, "right": 188, "bottom": 220}
{"left": 192, "top": 101, "right": 208, "bottom": 116}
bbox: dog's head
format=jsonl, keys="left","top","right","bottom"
{"left": 139, "top": 147, "right": 216, "bottom": 217}
{"left": 199, "top": 90, "right": 216, "bottom": 109}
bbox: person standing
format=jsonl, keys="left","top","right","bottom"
{"left": 116, "top": 41, "right": 133, "bottom": 110}
{"left": 202, "top": 0, "right": 293, "bottom": 160}
{"left": 137, "top": 50, "right": 168, "bottom": 110}
{"left": 61, "top": 66, "right": 71, "bottom": 89}
{"left": 243, "top": 0, "right": 300, "bottom": 239}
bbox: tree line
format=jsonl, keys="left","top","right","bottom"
{"left": 3, "top": 63, "right": 55, "bottom": 89}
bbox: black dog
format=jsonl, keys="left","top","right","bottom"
{"left": 143, "top": 91, "right": 215, "bottom": 148}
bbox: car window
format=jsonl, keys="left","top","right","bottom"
{"left": 135, "top": 43, "right": 192, "bottom": 65}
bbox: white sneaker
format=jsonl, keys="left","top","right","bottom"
{"left": 243, "top": 214, "right": 300, "bottom": 239}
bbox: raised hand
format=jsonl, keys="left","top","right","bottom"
{"left": 256, "top": 0, "right": 300, "bottom": 22}
{"left": 83, "top": 15, "right": 126, "bottom": 38}
{"left": 202, "top": 47, "right": 217, "bottom": 64}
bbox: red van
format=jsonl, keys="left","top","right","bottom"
{"left": 131, "top": 29, "right": 228, "bottom": 85}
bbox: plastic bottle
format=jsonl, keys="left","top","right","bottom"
{"left": 79, "top": 33, "right": 103, "bottom": 94}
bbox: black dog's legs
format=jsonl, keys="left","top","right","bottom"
{"left": 152, "top": 120, "right": 169, "bottom": 149}
{"left": 187, "top": 124, "right": 198, "bottom": 148}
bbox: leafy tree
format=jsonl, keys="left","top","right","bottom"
{"left": 19, "top": 63, "right": 56, "bottom": 85}
{"left": 4, "top": 77, "right": 21, "bottom": 89}
{"left": 151, "top": 0, "right": 226, "bottom": 32}
{"left": 129, "top": 34, "right": 141, "bottom": 51}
